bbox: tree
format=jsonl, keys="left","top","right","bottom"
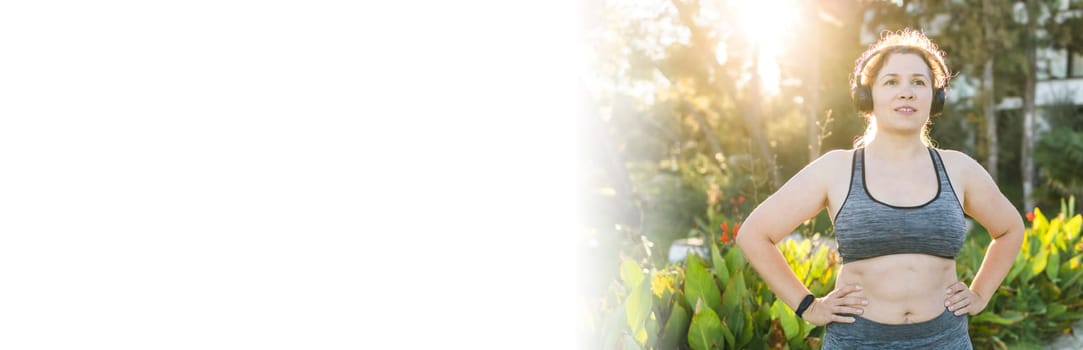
{"left": 582, "top": 0, "right": 875, "bottom": 258}
{"left": 668, "top": 0, "right": 781, "bottom": 188}
{"left": 1022, "top": 0, "right": 1038, "bottom": 212}
{"left": 975, "top": 0, "right": 1022, "bottom": 181}
{"left": 1018, "top": 0, "right": 1078, "bottom": 211}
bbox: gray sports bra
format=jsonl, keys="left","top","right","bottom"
{"left": 833, "top": 147, "right": 967, "bottom": 264}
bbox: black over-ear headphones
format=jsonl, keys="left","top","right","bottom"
{"left": 851, "top": 47, "right": 948, "bottom": 116}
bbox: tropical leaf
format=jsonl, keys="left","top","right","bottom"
{"left": 1065, "top": 214, "right": 1082, "bottom": 241}
{"left": 1026, "top": 248, "right": 1049, "bottom": 283}
{"left": 721, "top": 269, "right": 747, "bottom": 315}
{"left": 1034, "top": 207, "right": 1048, "bottom": 234}
{"left": 1047, "top": 249, "right": 1061, "bottom": 282}
{"left": 625, "top": 279, "right": 653, "bottom": 336}
{"left": 737, "top": 307, "right": 755, "bottom": 349}
{"left": 685, "top": 255, "right": 723, "bottom": 312}
{"left": 689, "top": 298, "right": 724, "bottom": 350}
{"left": 725, "top": 247, "right": 746, "bottom": 275}
{"left": 660, "top": 301, "right": 691, "bottom": 350}
{"left": 972, "top": 312, "right": 1024, "bottom": 325}
{"left": 621, "top": 259, "right": 646, "bottom": 288}
{"left": 712, "top": 243, "right": 730, "bottom": 287}
{"left": 770, "top": 299, "right": 800, "bottom": 340}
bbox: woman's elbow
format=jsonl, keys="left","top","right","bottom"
{"left": 734, "top": 225, "right": 758, "bottom": 251}
{"left": 993, "top": 220, "right": 1026, "bottom": 246}
{"left": 1008, "top": 220, "right": 1026, "bottom": 243}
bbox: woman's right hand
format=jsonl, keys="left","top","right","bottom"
{"left": 801, "top": 284, "right": 868, "bottom": 326}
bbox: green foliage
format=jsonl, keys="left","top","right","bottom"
{"left": 688, "top": 298, "right": 726, "bottom": 350}
{"left": 624, "top": 166, "right": 708, "bottom": 265}
{"left": 593, "top": 197, "right": 1083, "bottom": 349}
{"left": 587, "top": 0, "right": 862, "bottom": 260}
{"left": 594, "top": 235, "right": 838, "bottom": 349}
{"left": 963, "top": 198, "right": 1083, "bottom": 349}
{"left": 684, "top": 253, "right": 722, "bottom": 314}
{"left": 1035, "top": 129, "right": 1083, "bottom": 200}
{"left": 1034, "top": 90, "right": 1083, "bottom": 204}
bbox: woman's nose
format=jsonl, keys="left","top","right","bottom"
{"left": 898, "top": 88, "right": 915, "bottom": 100}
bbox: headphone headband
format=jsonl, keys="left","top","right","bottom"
{"left": 850, "top": 45, "right": 950, "bottom": 116}
{"left": 852, "top": 45, "right": 949, "bottom": 90}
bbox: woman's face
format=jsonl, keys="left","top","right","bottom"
{"left": 870, "top": 53, "right": 934, "bottom": 132}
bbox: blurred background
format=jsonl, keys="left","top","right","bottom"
{"left": 577, "top": 0, "right": 1083, "bottom": 348}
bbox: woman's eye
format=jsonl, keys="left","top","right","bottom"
{"left": 884, "top": 80, "right": 897, "bottom": 86}
{"left": 914, "top": 80, "right": 927, "bottom": 86}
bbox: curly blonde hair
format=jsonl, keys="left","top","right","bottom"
{"left": 852, "top": 28, "right": 952, "bottom": 91}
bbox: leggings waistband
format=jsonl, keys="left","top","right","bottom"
{"left": 829, "top": 308, "right": 967, "bottom": 342}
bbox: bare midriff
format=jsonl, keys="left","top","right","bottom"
{"left": 835, "top": 253, "right": 957, "bottom": 324}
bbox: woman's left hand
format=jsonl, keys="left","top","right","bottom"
{"left": 945, "top": 282, "right": 988, "bottom": 316}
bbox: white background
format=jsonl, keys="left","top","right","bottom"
{"left": 0, "top": 1, "right": 580, "bottom": 348}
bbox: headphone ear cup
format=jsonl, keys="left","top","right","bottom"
{"left": 852, "top": 85, "right": 873, "bottom": 113}
{"left": 931, "top": 88, "right": 946, "bottom": 116}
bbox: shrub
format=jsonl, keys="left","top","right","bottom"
{"left": 591, "top": 197, "right": 1083, "bottom": 349}
{"left": 963, "top": 198, "right": 1083, "bottom": 349}
{"left": 595, "top": 236, "right": 837, "bottom": 350}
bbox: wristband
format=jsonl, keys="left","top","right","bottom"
{"left": 795, "top": 294, "right": 815, "bottom": 318}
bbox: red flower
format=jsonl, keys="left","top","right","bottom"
{"left": 1026, "top": 211, "right": 1035, "bottom": 222}
{"left": 718, "top": 222, "right": 741, "bottom": 244}
{"left": 737, "top": 195, "right": 746, "bottom": 204}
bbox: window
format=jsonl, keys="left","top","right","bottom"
{"left": 1070, "top": 50, "right": 1083, "bottom": 78}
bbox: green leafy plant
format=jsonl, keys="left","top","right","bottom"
{"left": 594, "top": 197, "right": 1082, "bottom": 349}
{"left": 1035, "top": 129, "right": 1083, "bottom": 201}
{"left": 595, "top": 232, "right": 838, "bottom": 349}
{"left": 964, "top": 197, "right": 1083, "bottom": 349}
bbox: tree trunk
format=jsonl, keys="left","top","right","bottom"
{"left": 1022, "top": 0, "right": 1038, "bottom": 212}
{"left": 806, "top": 0, "right": 823, "bottom": 162}
{"left": 982, "top": 0, "right": 998, "bottom": 182}
{"left": 746, "top": 44, "right": 782, "bottom": 189}
{"left": 690, "top": 106, "right": 728, "bottom": 170}
{"left": 983, "top": 57, "right": 998, "bottom": 181}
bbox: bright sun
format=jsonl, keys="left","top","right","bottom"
{"left": 728, "top": 0, "right": 800, "bottom": 96}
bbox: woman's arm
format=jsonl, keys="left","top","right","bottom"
{"left": 736, "top": 150, "right": 865, "bottom": 325}
{"left": 945, "top": 152, "right": 1025, "bottom": 315}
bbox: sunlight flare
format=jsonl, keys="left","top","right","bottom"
{"left": 731, "top": 0, "right": 800, "bottom": 96}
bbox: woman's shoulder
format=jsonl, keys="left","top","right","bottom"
{"left": 800, "top": 148, "right": 856, "bottom": 179}
{"left": 816, "top": 148, "right": 855, "bottom": 167}
{"left": 933, "top": 148, "right": 993, "bottom": 182}
{"left": 933, "top": 148, "right": 983, "bottom": 171}
{"left": 775, "top": 149, "right": 854, "bottom": 198}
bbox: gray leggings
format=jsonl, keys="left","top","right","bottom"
{"left": 822, "top": 308, "right": 972, "bottom": 350}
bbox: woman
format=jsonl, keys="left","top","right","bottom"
{"left": 735, "top": 29, "right": 1024, "bottom": 349}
